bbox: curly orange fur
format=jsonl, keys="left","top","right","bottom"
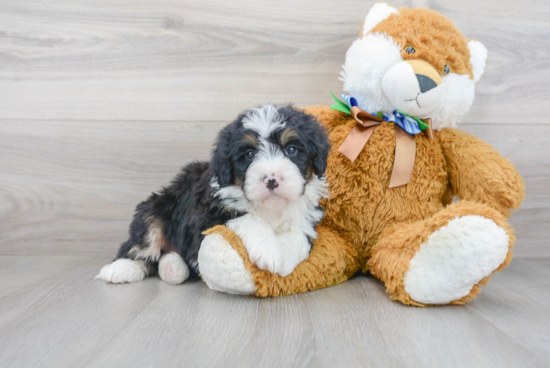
{"left": 370, "top": 8, "right": 474, "bottom": 78}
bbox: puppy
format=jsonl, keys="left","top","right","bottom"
{"left": 96, "top": 104, "right": 330, "bottom": 285}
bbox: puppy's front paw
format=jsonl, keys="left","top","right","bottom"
{"left": 247, "top": 243, "right": 286, "bottom": 276}
{"left": 95, "top": 259, "right": 146, "bottom": 284}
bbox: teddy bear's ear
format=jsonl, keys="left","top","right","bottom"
{"left": 362, "top": 3, "right": 399, "bottom": 36}
{"left": 468, "top": 40, "right": 488, "bottom": 83}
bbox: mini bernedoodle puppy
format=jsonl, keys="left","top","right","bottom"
{"left": 96, "top": 104, "right": 330, "bottom": 285}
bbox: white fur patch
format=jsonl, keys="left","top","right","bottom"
{"left": 468, "top": 40, "right": 488, "bottom": 83}
{"left": 225, "top": 199, "right": 317, "bottom": 277}
{"left": 362, "top": 3, "right": 398, "bottom": 35}
{"left": 341, "top": 33, "right": 403, "bottom": 114}
{"left": 198, "top": 233, "right": 257, "bottom": 294}
{"left": 404, "top": 215, "right": 509, "bottom": 305}
{"left": 95, "top": 258, "right": 147, "bottom": 284}
{"left": 227, "top": 214, "right": 286, "bottom": 276}
{"left": 158, "top": 252, "right": 190, "bottom": 285}
{"left": 432, "top": 73, "right": 475, "bottom": 129}
{"left": 242, "top": 104, "right": 285, "bottom": 139}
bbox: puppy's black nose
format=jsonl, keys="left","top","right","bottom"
{"left": 266, "top": 178, "right": 279, "bottom": 190}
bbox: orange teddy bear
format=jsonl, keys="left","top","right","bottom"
{"left": 198, "top": 4, "right": 525, "bottom": 306}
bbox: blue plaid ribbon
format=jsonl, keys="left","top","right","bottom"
{"left": 341, "top": 94, "right": 422, "bottom": 135}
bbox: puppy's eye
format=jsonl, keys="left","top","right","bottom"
{"left": 405, "top": 46, "right": 416, "bottom": 54}
{"left": 285, "top": 146, "right": 297, "bottom": 156}
{"left": 245, "top": 151, "right": 256, "bottom": 160}
{"left": 443, "top": 64, "right": 451, "bottom": 75}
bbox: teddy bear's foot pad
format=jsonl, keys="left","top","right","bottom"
{"left": 158, "top": 252, "right": 189, "bottom": 285}
{"left": 404, "top": 215, "right": 509, "bottom": 304}
{"left": 198, "top": 233, "right": 257, "bottom": 295}
{"left": 95, "top": 258, "right": 147, "bottom": 284}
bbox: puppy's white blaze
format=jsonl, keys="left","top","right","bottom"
{"left": 242, "top": 104, "right": 285, "bottom": 138}
{"left": 245, "top": 144, "right": 305, "bottom": 206}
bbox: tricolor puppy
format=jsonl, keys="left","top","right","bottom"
{"left": 96, "top": 104, "right": 330, "bottom": 285}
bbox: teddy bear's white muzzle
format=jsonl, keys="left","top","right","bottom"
{"left": 381, "top": 59, "right": 446, "bottom": 119}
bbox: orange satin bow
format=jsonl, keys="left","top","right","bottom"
{"left": 338, "top": 106, "right": 433, "bottom": 188}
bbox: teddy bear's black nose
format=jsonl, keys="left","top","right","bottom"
{"left": 416, "top": 74, "right": 438, "bottom": 93}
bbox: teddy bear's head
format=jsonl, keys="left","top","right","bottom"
{"left": 341, "top": 4, "right": 487, "bottom": 129}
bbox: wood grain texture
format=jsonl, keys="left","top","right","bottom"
{"left": 0, "top": 256, "right": 548, "bottom": 368}
{"left": 0, "top": 120, "right": 226, "bottom": 255}
{"left": 0, "top": 0, "right": 548, "bottom": 123}
{"left": 0, "top": 120, "right": 546, "bottom": 257}
{"left": 0, "top": 2, "right": 548, "bottom": 367}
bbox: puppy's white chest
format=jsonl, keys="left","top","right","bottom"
{"left": 226, "top": 214, "right": 310, "bottom": 277}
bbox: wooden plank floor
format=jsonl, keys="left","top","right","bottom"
{"left": 0, "top": 256, "right": 548, "bottom": 368}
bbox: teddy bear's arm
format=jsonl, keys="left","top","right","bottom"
{"left": 303, "top": 105, "right": 351, "bottom": 133}
{"left": 437, "top": 129, "right": 525, "bottom": 218}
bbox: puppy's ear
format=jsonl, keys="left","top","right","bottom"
{"left": 211, "top": 125, "right": 234, "bottom": 187}
{"left": 305, "top": 116, "right": 330, "bottom": 178}
{"left": 310, "top": 138, "right": 330, "bottom": 178}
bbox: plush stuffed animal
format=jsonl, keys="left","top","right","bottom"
{"left": 197, "top": 4, "right": 525, "bottom": 306}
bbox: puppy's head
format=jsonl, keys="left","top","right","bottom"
{"left": 211, "top": 104, "right": 329, "bottom": 209}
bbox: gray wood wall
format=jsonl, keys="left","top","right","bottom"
{"left": 1, "top": 0, "right": 548, "bottom": 257}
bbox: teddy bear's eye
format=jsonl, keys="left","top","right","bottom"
{"left": 405, "top": 46, "right": 416, "bottom": 54}
{"left": 443, "top": 64, "right": 451, "bottom": 75}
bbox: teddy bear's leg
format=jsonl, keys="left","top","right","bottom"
{"left": 198, "top": 225, "right": 359, "bottom": 296}
{"left": 368, "top": 201, "right": 514, "bottom": 307}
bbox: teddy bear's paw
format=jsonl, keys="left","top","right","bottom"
{"left": 95, "top": 258, "right": 147, "bottom": 284}
{"left": 158, "top": 252, "right": 189, "bottom": 285}
{"left": 198, "top": 233, "right": 257, "bottom": 295}
{"left": 403, "top": 215, "right": 509, "bottom": 304}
